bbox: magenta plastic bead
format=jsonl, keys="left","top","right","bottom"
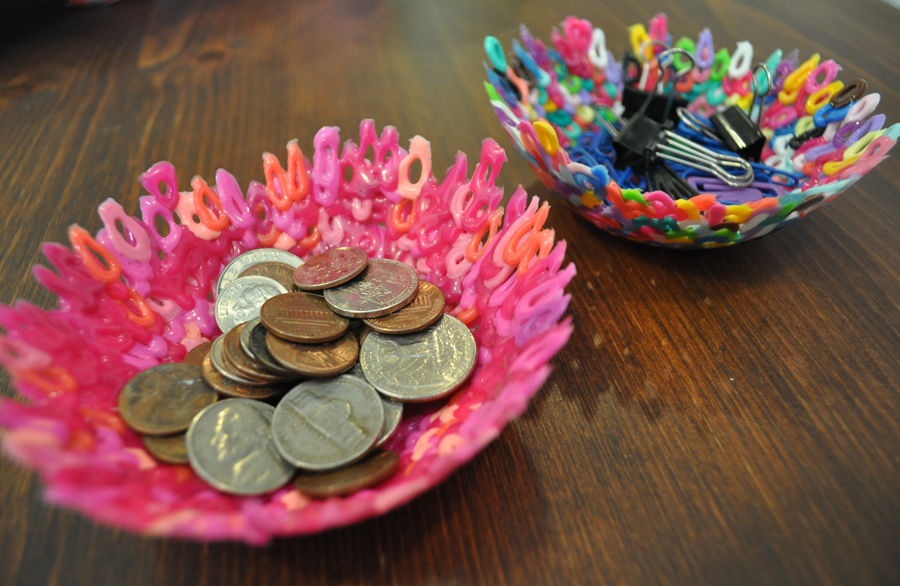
{"left": 312, "top": 127, "right": 341, "bottom": 207}
{"left": 139, "top": 196, "right": 182, "bottom": 254}
{"left": 139, "top": 162, "right": 179, "bottom": 211}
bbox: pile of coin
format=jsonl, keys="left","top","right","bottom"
{"left": 117, "top": 246, "right": 477, "bottom": 498}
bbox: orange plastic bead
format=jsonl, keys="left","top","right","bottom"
{"left": 191, "top": 176, "right": 230, "bottom": 231}
{"left": 68, "top": 225, "right": 122, "bottom": 284}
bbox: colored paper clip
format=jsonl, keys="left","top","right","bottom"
{"left": 686, "top": 176, "right": 788, "bottom": 204}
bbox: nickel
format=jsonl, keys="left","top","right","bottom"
{"left": 187, "top": 399, "right": 295, "bottom": 495}
{"left": 271, "top": 376, "right": 385, "bottom": 470}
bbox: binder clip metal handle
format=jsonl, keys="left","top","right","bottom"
{"left": 656, "top": 131, "right": 755, "bottom": 187}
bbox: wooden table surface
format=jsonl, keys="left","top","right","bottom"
{"left": 1, "top": 0, "right": 899, "bottom": 584}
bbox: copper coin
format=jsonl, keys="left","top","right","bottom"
{"left": 183, "top": 340, "right": 213, "bottom": 367}
{"left": 118, "top": 363, "right": 218, "bottom": 436}
{"left": 142, "top": 433, "right": 189, "bottom": 465}
{"left": 239, "top": 262, "right": 297, "bottom": 291}
{"left": 293, "top": 450, "right": 399, "bottom": 498}
{"left": 293, "top": 247, "right": 368, "bottom": 291}
{"left": 260, "top": 292, "right": 349, "bottom": 343}
{"left": 200, "top": 353, "right": 290, "bottom": 400}
{"left": 323, "top": 259, "right": 419, "bottom": 318}
{"left": 223, "top": 323, "right": 295, "bottom": 383}
{"left": 266, "top": 331, "right": 359, "bottom": 377}
{"left": 209, "top": 336, "right": 268, "bottom": 386}
{"left": 363, "top": 280, "right": 445, "bottom": 334}
{"left": 248, "top": 321, "right": 299, "bottom": 376}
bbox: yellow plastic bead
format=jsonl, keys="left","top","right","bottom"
{"left": 533, "top": 120, "right": 561, "bottom": 156}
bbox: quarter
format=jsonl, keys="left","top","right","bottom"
{"left": 238, "top": 261, "right": 297, "bottom": 291}
{"left": 359, "top": 315, "right": 477, "bottom": 402}
{"left": 216, "top": 248, "right": 303, "bottom": 296}
{"left": 323, "top": 259, "right": 419, "bottom": 318}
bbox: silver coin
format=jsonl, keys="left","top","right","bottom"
{"left": 323, "top": 259, "right": 419, "bottom": 318}
{"left": 248, "top": 321, "right": 300, "bottom": 377}
{"left": 209, "top": 336, "right": 267, "bottom": 386}
{"left": 377, "top": 395, "right": 403, "bottom": 447}
{"left": 217, "top": 248, "right": 303, "bottom": 296}
{"left": 271, "top": 375, "right": 384, "bottom": 471}
{"left": 240, "top": 317, "right": 261, "bottom": 358}
{"left": 359, "top": 314, "right": 477, "bottom": 402}
{"left": 186, "top": 399, "right": 295, "bottom": 495}
{"left": 344, "top": 370, "right": 404, "bottom": 447}
{"left": 214, "top": 276, "right": 288, "bottom": 333}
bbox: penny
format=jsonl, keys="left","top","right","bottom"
{"left": 201, "top": 353, "right": 288, "bottom": 400}
{"left": 359, "top": 315, "right": 477, "bottom": 402}
{"left": 239, "top": 262, "right": 297, "bottom": 291}
{"left": 323, "top": 259, "right": 419, "bottom": 318}
{"left": 260, "top": 292, "right": 349, "bottom": 343}
{"left": 292, "top": 246, "right": 368, "bottom": 291}
{"left": 266, "top": 331, "right": 359, "bottom": 377}
{"left": 271, "top": 375, "right": 384, "bottom": 470}
{"left": 187, "top": 399, "right": 295, "bottom": 495}
{"left": 223, "top": 323, "right": 294, "bottom": 383}
{"left": 142, "top": 433, "right": 189, "bottom": 465}
{"left": 183, "top": 340, "right": 213, "bottom": 367}
{"left": 215, "top": 276, "right": 288, "bottom": 333}
{"left": 293, "top": 450, "right": 399, "bottom": 498}
{"left": 118, "top": 363, "right": 218, "bottom": 436}
{"left": 248, "top": 321, "right": 299, "bottom": 376}
{"left": 210, "top": 336, "right": 268, "bottom": 386}
{"left": 363, "top": 280, "right": 445, "bottom": 334}
{"left": 216, "top": 248, "right": 303, "bottom": 296}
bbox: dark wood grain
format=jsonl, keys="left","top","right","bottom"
{"left": 2, "top": 0, "right": 899, "bottom": 584}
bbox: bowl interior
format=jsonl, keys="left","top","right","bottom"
{"left": 0, "top": 121, "right": 574, "bottom": 544}
{"left": 484, "top": 15, "right": 898, "bottom": 248}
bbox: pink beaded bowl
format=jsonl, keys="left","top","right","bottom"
{"left": 483, "top": 15, "right": 897, "bottom": 248}
{"left": 0, "top": 121, "right": 574, "bottom": 544}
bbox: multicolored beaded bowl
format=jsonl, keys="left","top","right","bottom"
{"left": 0, "top": 120, "right": 574, "bottom": 544}
{"left": 483, "top": 14, "right": 897, "bottom": 248}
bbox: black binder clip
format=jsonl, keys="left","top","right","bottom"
{"left": 708, "top": 63, "right": 773, "bottom": 162}
{"left": 613, "top": 47, "right": 695, "bottom": 170}
{"left": 620, "top": 41, "right": 689, "bottom": 124}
